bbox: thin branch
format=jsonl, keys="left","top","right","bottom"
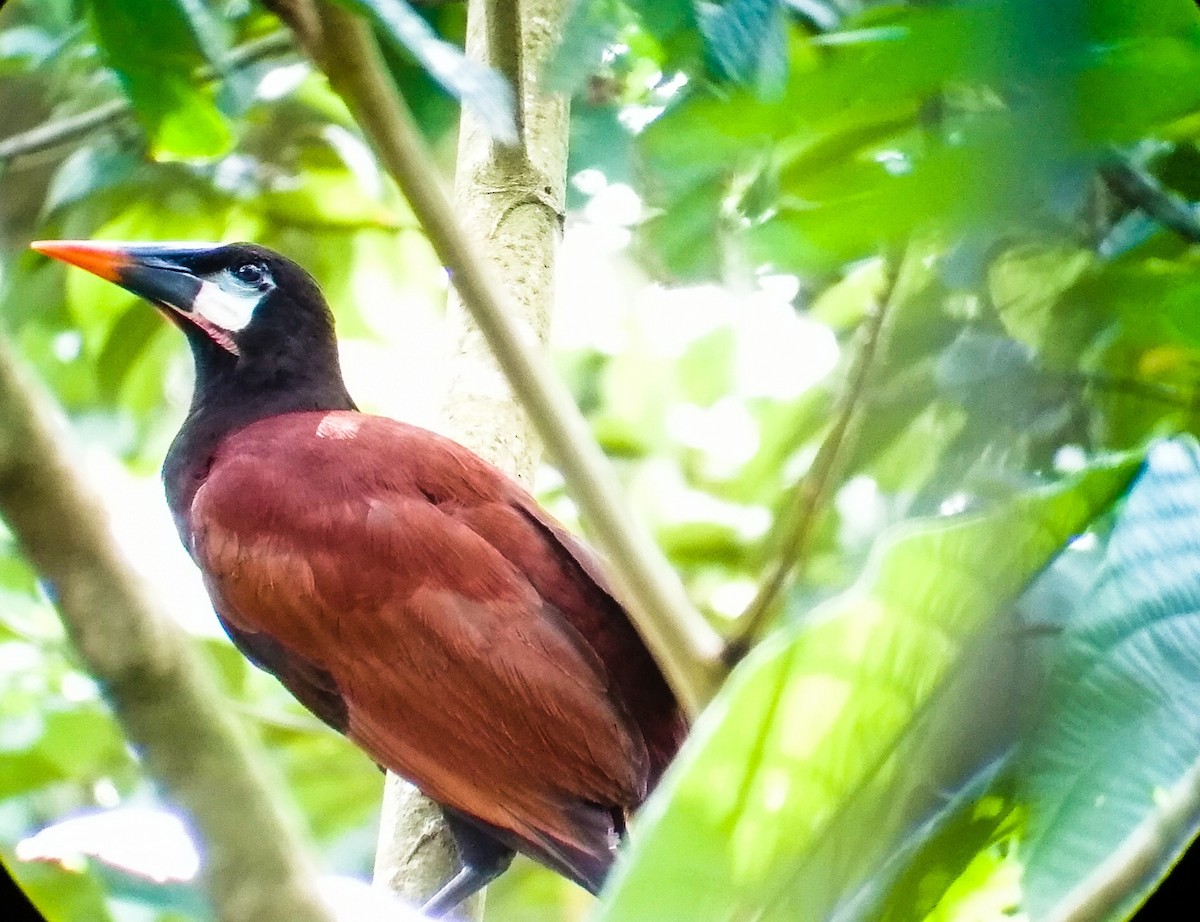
{"left": 277, "top": 0, "right": 725, "bottom": 715}
{"left": 1073, "top": 371, "right": 1200, "bottom": 411}
{"left": 0, "top": 98, "right": 129, "bottom": 164}
{"left": 0, "top": 31, "right": 296, "bottom": 165}
{"left": 1101, "top": 155, "right": 1200, "bottom": 244}
{"left": 0, "top": 338, "right": 333, "bottom": 922}
{"left": 725, "top": 246, "right": 907, "bottom": 665}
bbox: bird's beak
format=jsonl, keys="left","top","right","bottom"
{"left": 30, "top": 240, "right": 212, "bottom": 315}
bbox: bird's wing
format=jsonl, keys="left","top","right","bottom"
{"left": 186, "top": 411, "right": 649, "bottom": 881}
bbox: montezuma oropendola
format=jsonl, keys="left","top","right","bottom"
{"left": 31, "top": 239, "right": 686, "bottom": 915}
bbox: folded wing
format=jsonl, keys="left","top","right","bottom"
{"left": 185, "top": 411, "right": 668, "bottom": 883}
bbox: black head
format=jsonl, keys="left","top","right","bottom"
{"left": 31, "top": 239, "right": 352, "bottom": 408}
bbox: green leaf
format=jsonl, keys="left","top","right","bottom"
{"left": 42, "top": 146, "right": 141, "bottom": 218}
{"left": 486, "top": 857, "right": 580, "bottom": 922}
{"left": 1078, "top": 35, "right": 1200, "bottom": 144}
{"left": 597, "top": 452, "right": 1139, "bottom": 922}
{"left": 636, "top": 180, "right": 726, "bottom": 281}
{"left": 0, "top": 540, "right": 40, "bottom": 598}
{"left": 678, "top": 327, "right": 735, "bottom": 406}
{"left": 339, "top": 0, "right": 517, "bottom": 143}
{"left": 627, "top": 0, "right": 697, "bottom": 40}
{"left": 839, "top": 756, "right": 1022, "bottom": 922}
{"left": 808, "top": 258, "right": 884, "bottom": 329}
{"left": 639, "top": 89, "right": 778, "bottom": 198}
{"left": 658, "top": 519, "right": 747, "bottom": 567}
{"left": 1021, "top": 437, "right": 1200, "bottom": 920}
{"left": 197, "top": 637, "right": 250, "bottom": 700}
{"left": 547, "top": 0, "right": 625, "bottom": 95}
{"left": 3, "top": 848, "right": 117, "bottom": 922}
{"left": 95, "top": 303, "right": 166, "bottom": 404}
{"left": 0, "top": 703, "right": 130, "bottom": 800}
{"left": 697, "top": 0, "right": 789, "bottom": 97}
{"left": 257, "top": 167, "right": 403, "bottom": 229}
{"left": 85, "top": 0, "right": 233, "bottom": 160}
{"left": 257, "top": 720, "right": 382, "bottom": 842}
{"left": 988, "top": 243, "right": 1095, "bottom": 360}
{"left": 35, "top": 707, "right": 130, "bottom": 781}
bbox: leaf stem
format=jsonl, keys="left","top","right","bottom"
{"left": 725, "top": 245, "right": 907, "bottom": 664}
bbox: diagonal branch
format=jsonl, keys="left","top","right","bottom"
{"left": 725, "top": 245, "right": 907, "bottom": 664}
{"left": 276, "top": 0, "right": 725, "bottom": 716}
{"left": 0, "top": 338, "right": 333, "bottom": 922}
{"left": 1100, "top": 155, "right": 1200, "bottom": 244}
{"left": 0, "top": 98, "right": 129, "bottom": 164}
{"left": 0, "top": 31, "right": 296, "bottom": 165}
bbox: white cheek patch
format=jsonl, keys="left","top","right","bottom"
{"left": 192, "top": 280, "right": 264, "bottom": 333}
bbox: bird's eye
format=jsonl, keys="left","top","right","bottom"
{"left": 232, "top": 263, "right": 266, "bottom": 285}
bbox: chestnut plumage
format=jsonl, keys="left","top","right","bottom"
{"left": 31, "top": 239, "right": 686, "bottom": 914}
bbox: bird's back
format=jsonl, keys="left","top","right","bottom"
{"left": 171, "top": 410, "right": 686, "bottom": 885}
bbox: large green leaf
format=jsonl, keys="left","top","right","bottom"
{"left": 626, "top": 0, "right": 697, "bottom": 45}
{"left": 696, "top": 0, "right": 789, "bottom": 96}
{"left": 546, "top": 0, "right": 625, "bottom": 94}
{"left": 989, "top": 244, "right": 1096, "bottom": 362}
{"left": 835, "top": 755, "right": 1023, "bottom": 922}
{"left": 597, "top": 453, "right": 1140, "bottom": 922}
{"left": 85, "top": 0, "right": 233, "bottom": 160}
{"left": 1021, "top": 437, "right": 1200, "bottom": 920}
{"left": 339, "top": 0, "right": 517, "bottom": 143}
{"left": 41, "top": 146, "right": 142, "bottom": 219}
{"left": 630, "top": 0, "right": 1200, "bottom": 282}
{"left": 3, "top": 848, "right": 117, "bottom": 922}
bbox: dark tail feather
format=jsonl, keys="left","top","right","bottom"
{"left": 447, "top": 801, "right": 621, "bottom": 895}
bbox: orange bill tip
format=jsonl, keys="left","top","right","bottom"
{"left": 30, "top": 240, "right": 133, "bottom": 283}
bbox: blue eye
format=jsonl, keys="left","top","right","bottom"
{"left": 233, "top": 263, "right": 266, "bottom": 285}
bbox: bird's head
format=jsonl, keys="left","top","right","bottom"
{"left": 30, "top": 240, "right": 346, "bottom": 398}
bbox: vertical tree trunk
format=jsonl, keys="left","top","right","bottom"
{"left": 442, "top": 0, "right": 570, "bottom": 477}
{"left": 0, "top": 341, "right": 332, "bottom": 922}
{"left": 371, "top": 0, "right": 570, "bottom": 913}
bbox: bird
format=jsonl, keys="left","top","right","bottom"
{"left": 31, "top": 239, "right": 687, "bottom": 916}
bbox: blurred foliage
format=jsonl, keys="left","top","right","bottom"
{"left": 3, "top": 0, "right": 1200, "bottom": 921}
{"left": 600, "top": 448, "right": 1140, "bottom": 920}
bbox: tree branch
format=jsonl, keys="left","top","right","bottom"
{"left": 277, "top": 0, "right": 725, "bottom": 716}
{"left": 725, "top": 246, "right": 907, "bottom": 664}
{"left": 0, "top": 31, "right": 296, "bottom": 165}
{"left": 0, "top": 98, "right": 128, "bottom": 165}
{"left": 0, "top": 338, "right": 333, "bottom": 922}
{"left": 1100, "top": 155, "right": 1200, "bottom": 244}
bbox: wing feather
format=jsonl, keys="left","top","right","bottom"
{"left": 187, "top": 411, "right": 657, "bottom": 869}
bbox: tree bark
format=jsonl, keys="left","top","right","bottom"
{"left": 0, "top": 339, "right": 332, "bottom": 922}
{"left": 373, "top": 0, "right": 570, "bottom": 913}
